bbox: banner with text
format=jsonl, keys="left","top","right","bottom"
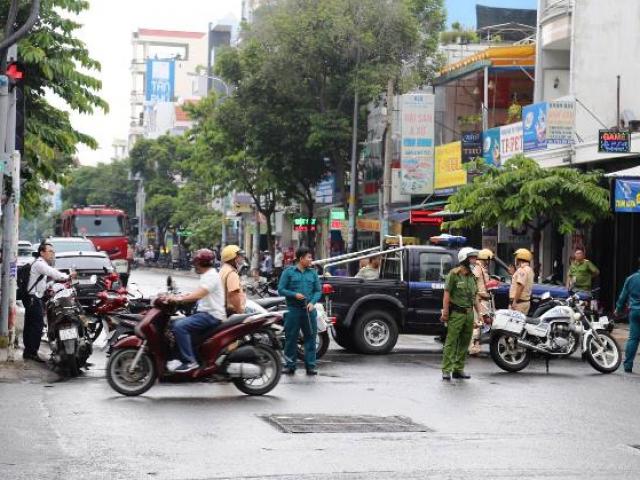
{"left": 614, "top": 178, "right": 640, "bottom": 212}
{"left": 548, "top": 100, "right": 575, "bottom": 145}
{"left": 461, "top": 131, "right": 483, "bottom": 163}
{"left": 483, "top": 127, "right": 501, "bottom": 166}
{"left": 435, "top": 141, "right": 466, "bottom": 190}
{"left": 523, "top": 102, "right": 547, "bottom": 151}
{"left": 500, "top": 122, "right": 523, "bottom": 161}
{"left": 400, "top": 93, "right": 435, "bottom": 195}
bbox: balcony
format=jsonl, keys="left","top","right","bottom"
{"left": 539, "top": 0, "right": 572, "bottom": 50}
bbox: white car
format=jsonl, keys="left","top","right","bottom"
{"left": 17, "top": 241, "right": 34, "bottom": 267}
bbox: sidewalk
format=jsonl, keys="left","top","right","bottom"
{"left": 0, "top": 346, "right": 60, "bottom": 383}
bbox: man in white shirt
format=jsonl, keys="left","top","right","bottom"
{"left": 23, "top": 242, "right": 71, "bottom": 362}
{"left": 167, "top": 249, "right": 226, "bottom": 372}
{"left": 274, "top": 247, "right": 284, "bottom": 279}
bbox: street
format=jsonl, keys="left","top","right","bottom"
{"left": 1, "top": 270, "right": 640, "bottom": 480}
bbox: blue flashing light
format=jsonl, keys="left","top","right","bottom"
{"left": 429, "top": 234, "right": 467, "bottom": 248}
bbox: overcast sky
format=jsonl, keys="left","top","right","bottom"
{"left": 72, "top": 0, "right": 242, "bottom": 166}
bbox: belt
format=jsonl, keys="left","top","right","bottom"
{"left": 509, "top": 298, "right": 530, "bottom": 304}
{"left": 450, "top": 303, "right": 473, "bottom": 314}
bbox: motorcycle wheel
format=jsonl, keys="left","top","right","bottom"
{"left": 490, "top": 334, "right": 531, "bottom": 372}
{"left": 585, "top": 332, "right": 621, "bottom": 374}
{"left": 66, "top": 355, "right": 80, "bottom": 377}
{"left": 107, "top": 348, "right": 157, "bottom": 396}
{"left": 297, "top": 331, "right": 330, "bottom": 360}
{"left": 233, "top": 344, "right": 281, "bottom": 396}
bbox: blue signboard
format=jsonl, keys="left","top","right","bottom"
{"left": 523, "top": 102, "right": 547, "bottom": 151}
{"left": 482, "top": 127, "right": 501, "bottom": 166}
{"left": 614, "top": 178, "right": 640, "bottom": 213}
{"left": 315, "top": 174, "right": 335, "bottom": 204}
{"left": 145, "top": 59, "right": 176, "bottom": 102}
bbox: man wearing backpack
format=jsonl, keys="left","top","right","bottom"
{"left": 21, "top": 242, "right": 72, "bottom": 362}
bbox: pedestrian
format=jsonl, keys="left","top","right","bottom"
{"left": 23, "top": 242, "right": 73, "bottom": 362}
{"left": 510, "top": 248, "right": 534, "bottom": 314}
{"left": 219, "top": 245, "right": 247, "bottom": 315}
{"left": 441, "top": 247, "right": 481, "bottom": 380}
{"left": 274, "top": 247, "right": 284, "bottom": 280}
{"left": 355, "top": 256, "right": 381, "bottom": 280}
{"left": 278, "top": 246, "right": 322, "bottom": 376}
{"left": 567, "top": 248, "right": 599, "bottom": 292}
{"left": 469, "top": 248, "right": 493, "bottom": 355}
{"left": 615, "top": 257, "right": 640, "bottom": 373}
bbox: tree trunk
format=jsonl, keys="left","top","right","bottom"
{"left": 305, "top": 199, "right": 316, "bottom": 255}
{"left": 265, "top": 209, "right": 274, "bottom": 259}
{"left": 532, "top": 227, "right": 542, "bottom": 281}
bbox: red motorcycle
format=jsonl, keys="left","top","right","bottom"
{"left": 106, "top": 298, "right": 284, "bottom": 397}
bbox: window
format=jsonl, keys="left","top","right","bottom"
{"left": 418, "top": 253, "right": 453, "bottom": 282}
{"left": 73, "top": 216, "right": 124, "bottom": 237}
{"left": 380, "top": 252, "right": 402, "bottom": 280}
{"left": 52, "top": 241, "right": 96, "bottom": 253}
{"left": 55, "top": 256, "right": 112, "bottom": 271}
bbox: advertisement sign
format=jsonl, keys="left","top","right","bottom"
{"left": 356, "top": 218, "right": 381, "bottom": 232}
{"left": 400, "top": 93, "right": 435, "bottom": 195}
{"left": 391, "top": 168, "right": 411, "bottom": 203}
{"left": 482, "top": 127, "right": 501, "bottom": 166}
{"left": 409, "top": 210, "right": 443, "bottom": 226}
{"left": 461, "top": 131, "right": 483, "bottom": 163}
{"left": 614, "top": 178, "right": 640, "bottom": 212}
{"left": 315, "top": 175, "right": 335, "bottom": 204}
{"left": 435, "top": 141, "right": 466, "bottom": 190}
{"left": 293, "top": 218, "right": 317, "bottom": 232}
{"left": 522, "top": 102, "right": 547, "bottom": 151}
{"left": 145, "top": 59, "right": 175, "bottom": 102}
{"left": 599, "top": 130, "right": 631, "bottom": 153}
{"left": 548, "top": 100, "right": 575, "bottom": 145}
{"left": 500, "top": 122, "right": 523, "bottom": 161}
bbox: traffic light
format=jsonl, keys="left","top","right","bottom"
{"left": 6, "top": 61, "right": 26, "bottom": 158}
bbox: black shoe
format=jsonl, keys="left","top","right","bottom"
{"left": 442, "top": 371, "right": 451, "bottom": 381}
{"left": 306, "top": 369, "right": 318, "bottom": 376}
{"left": 23, "top": 353, "right": 45, "bottom": 364}
{"left": 624, "top": 368, "right": 633, "bottom": 373}
{"left": 282, "top": 367, "right": 296, "bottom": 375}
{"left": 452, "top": 371, "right": 471, "bottom": 379}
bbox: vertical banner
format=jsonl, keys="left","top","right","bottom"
{"left": 500, "top": 122, "right": 523, "bottom": 161}
{"left": 434, "top": 141, "right": 466, "bottom": 190}
{"left": 614, "top": 178, "right": 640, "bottom": 212}
{"left": 145, "top": 59, "right": 176, "bottom": 102}
{"left": 400, "top": 93, "right": 435, "bottom": 195}
{"left": 482, "top": 127, "right": 501, "bottom": 166}
{"left": 461, "top": 131, "right": 483, "bottom": 163}
{"left": 522, "top": 102, "right": 547, "bottom": 151}
{"left": 548, "top": 99, "right": 575, "bottom": 145}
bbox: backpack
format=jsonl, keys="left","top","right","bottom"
{"left": 16, "top": 262, "right": 43, "bottom": 302}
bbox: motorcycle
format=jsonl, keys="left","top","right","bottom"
{"left": 106, "top": 297, "right": 284, "bottom": 397}
{"left": 489, "top": 292, "right": 621, "bottom": 374}
{"left": 45, "top": 280, "right": 93, "bottom": 377}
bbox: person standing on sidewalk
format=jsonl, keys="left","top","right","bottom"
{"left": 441, "top": 247, "right": 481, "bottom": 380}
{"left": 278, "top": 246, "right": 322, "bottom": 376}
{"left": 615, "top": 258, "right": 640, "bottom": 373}
{"left": 567, "top": 248, "right": 599, "bottom": 292}
{"left": 469, "top": 248, "right": 493, "bottom": 355}
{"left": 510, "top": 248, "right": 534, "bottom": 314}
{"left": 23, "top": 242, "right": 72, "bottom": 363}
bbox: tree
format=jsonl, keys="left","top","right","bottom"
{"left": 443, "top": 156, "right": 610, "bottom": 272}
{"left": 1, "top": 0, "right": 108, "bottom": 214}
{"left": 145, "top": 195, "right": 177, "bottom": 250}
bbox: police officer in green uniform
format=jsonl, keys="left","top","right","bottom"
{"left": 441, "top": 247, "right": 481, "bottom": 380}
{"left": 567, "top": 248, "right": 599, "bottom": 292}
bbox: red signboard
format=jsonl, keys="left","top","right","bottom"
{"left": 410, "top": 209, "right": 443, "bottom": 226}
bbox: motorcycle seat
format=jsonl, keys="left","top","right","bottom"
{"left": 525, "top": 316, "right": 541, "bottom": 325}
{"left": 254, "top": 297, "right": 285, "bottom": 309}
{"left": 194, "top": 314, "right": 255, "bottom": 343}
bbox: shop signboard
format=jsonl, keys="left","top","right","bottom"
{"left": 614, "top": 178, "right": 640, "bottom": 212}
{"left": 599, "top": 130, "right": 631, "bottom": 153}
{"left": 461, "top": 131, "right": 482, "bottom": 163}
{"left": 391, "top": 168, "right": 411, "bottom": 203}
{"left": 356, "top": 218, "right": 381, "bottom": 232}
{"left": 482, "top": 127, "right": 501, "bottom": 166}
{"left": 315, "top": 174, "right": 335, "bottom": 204}
{"left": 499, "top": 122, "right": 523, "bottom": 161}
{"left": 522, "top": 102, "right": 547, "bottom": 151}
{"left": 548, "top": 100, "right": 575, "bottom": 145}
{"left": 409, "top": 210, "right": 443, "bottom": 226}
{"left": 434, "top": 141, "right": 466, "bottom": 190}
{"left": 400, "top": 93, "right": 435, "bottom": 195}
{"left": 145, "top": 59, "right": 175, "bottom": 103}
{"left": 293, "top": 217, "right": 317, "bottom": 232}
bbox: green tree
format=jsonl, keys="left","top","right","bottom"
{"left": 1, "top": 0, "right": 108, "bottom": 214}
{"left": 145, "top": 194, "right": 177, "bottom": 249}
{"left": 443, "top": 156, "right": 610, "bottom": 272}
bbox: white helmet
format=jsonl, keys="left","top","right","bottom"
{"left": 458, "top": 247, "right": 479, "bottom": 264}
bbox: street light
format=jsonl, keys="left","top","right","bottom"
{"left": 187, "top": 72, "right": 231, "bottom": 97}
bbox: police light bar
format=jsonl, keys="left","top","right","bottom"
{"left": 429, "top": 234, "right": 467, "bottom": 247}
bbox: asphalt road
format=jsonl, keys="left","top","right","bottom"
{"left": 2, "top": 269, "right": 640, "bottom": 480}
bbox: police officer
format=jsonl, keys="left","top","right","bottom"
{"left": 510, "top": 248, "right": 535, "bottom": 314}
{"left": 469, "top": 248, "right": 493, "bottom": 355}
{"left": 615, "top": 257, "right": 640, "bottom": 373}
{"left": 278, "top": 246, "right": 322, "bottom": 376}
{"left": 441, "top": 247, "right": 481, "bottom": 380}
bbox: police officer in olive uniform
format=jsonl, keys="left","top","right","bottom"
{"left": 441, "top": 247, "right": 482, "bottom": 380}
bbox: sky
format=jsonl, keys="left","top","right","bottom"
{"left": 69, "top": 0, "right": 537, "bottom": 166}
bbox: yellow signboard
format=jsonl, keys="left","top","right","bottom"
{"left": 434, "top": 141, "right": 466, "bottom": 190}
{"left": 356, "top": 218, "right": 381, "bottom": 232}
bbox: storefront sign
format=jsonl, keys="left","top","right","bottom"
{"left": 614, "top": 178, "right": 640, "bottom": 212}
{"left": 400, "top": 93, "right": 435, "bottom": 195}
{"left": 599, "top": 130, "right": 631, "bottom": 153}
{"left": 330, "top": 209, "right": 346, "bottom": 221}
{"left": 410, "top": 210, "right": 443, "bottom": 226}
{"left": 145, "top": 59, "right": 175, "bottom": 103}
{"left": 435, "top": 141, "right": 466, "bottom": 190}
{"left": 391, "top": 168, "right": 411, "bottom": 203}
{"left": 548, "top": 100, "right": 575, "bottom": 145}
{"left": 315, "top": 175, "right": 335, "bottom": 204}
{"left": 356, "top": 218, "right": 381, "bottom": 232}
{"left": 293, "top": 217, "right": 317, "bottom": 232}
{"left": 461, "top": 131, "right": 482, "bottom": 163}
{"left": 499, "top": 122, "right": 523, "bottom": 161}
{"left": 523, "top": 102, "right": 547, "bottom": 151}
{"left": 482, "top": 127, "right": 501, "bottom": 166}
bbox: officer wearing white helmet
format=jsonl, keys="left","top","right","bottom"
{"left": 469, "top": 248, "right": 493, "bottom": 355}
{"left": 441, "top": 247, "right": 481, "bottom": 380}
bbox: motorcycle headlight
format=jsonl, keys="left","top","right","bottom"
{"left": 573, "top": 312, "right": 581, "bottom": 321}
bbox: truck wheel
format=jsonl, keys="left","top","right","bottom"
{"left": 332, "top": 326, "right": 357, "bottom": 352}
{"left": 353, "top": 310, "right": 398, "bottom": 355}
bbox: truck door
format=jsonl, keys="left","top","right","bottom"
{"left": 407, "top": 251, "right": 454, "bottom": 331}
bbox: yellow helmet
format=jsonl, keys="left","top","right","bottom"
{"left": 221, "top": 245, "right": 244, "bottom": 263}
{"left": 514, "top": 248, "right": 533, "bottom": 262}
{"left": 478, "top": 248, "right": 494, "bottom": 260}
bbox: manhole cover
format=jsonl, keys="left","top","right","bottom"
{"left": 261, "top": 414, "right": 432, "bottom": 434}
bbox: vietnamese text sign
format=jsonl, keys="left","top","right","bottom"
{"left": 435, "top": 141, "right": 466, "bottom": 190}
{"left": 145, "top": 59, "right": 175, "bottom": 102}
{"left": 400, "top": 93, "right": 435, "bottom": 195}
{"left": 483, "top": 127, "right": 501, "bottom": 166}
{"left": 500, "top": 122, "right": 523, "bottom": 161}
{"left": 599, "top": 130, "right": 631, "bottom": 153}
{"left": 315, "top": 175, "right": 335, "bottom": 204}
{"left": 391, "top": 168, "right": 411, "bottom": 203}
{"left": 523, "top": 102, "right": 547, "bottom": 151}
{"left": 614, "top": 178, "right": 640, "bottom": 212}
{"left": 461, "top": 131, "right": 482, "bottom": 163}
{"left": 548, "top": 100, "right": 575, "bottom": 144}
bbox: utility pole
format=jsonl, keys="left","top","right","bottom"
{"left": 381, "top": 79, "right": 394, "bottom": 242}
{"left": 346, "top": 83, "right": 359, "bottom": 253}
{"left": 252, "top": 207, "right": 261, "bottom": 273}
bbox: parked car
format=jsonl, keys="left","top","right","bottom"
{"left": 53, "top": 251, "right": 117, "bottom": 309}
{"left": 45, "top": 237, "right": 96, "bottom": 254}
{"left": 17, "top": 241, "right": 34, "bottom": 267}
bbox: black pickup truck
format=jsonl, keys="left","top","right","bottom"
{"left": 322, "top": 245, "right": 573, "bottom": 355}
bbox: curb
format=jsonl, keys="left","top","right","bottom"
{"left": 0, "top": 350, "right": 60, "bottom": 384}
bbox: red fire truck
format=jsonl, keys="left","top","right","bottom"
{"left": 57, "top": 206, "right": 137, "bottom": 278}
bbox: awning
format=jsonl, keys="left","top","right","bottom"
{"left": 605, "top": 165, "right": 640, "bottom": 177}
